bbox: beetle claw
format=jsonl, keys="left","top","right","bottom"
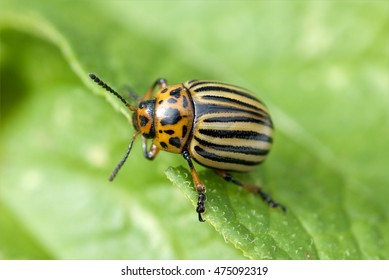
{"left": 196, "top": 192, "right": 206, "bottom": 222}
{"left": 259, "top": 191, "right": 286, "bottom": 213}
{"left": 198, "top": 212, "right": 206, "bottom": 222}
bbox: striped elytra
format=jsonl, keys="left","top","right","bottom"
{"left": 89, "top": 74, "right": 285, "bottom": 222}
{"left": 184, "top": 80, "right": 273, "bottom": 172}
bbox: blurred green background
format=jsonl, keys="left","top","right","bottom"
{"left": 0, "top": 1, "right": 388, "bottom": 260}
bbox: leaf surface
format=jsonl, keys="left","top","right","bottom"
{"left": 1, "top": 1, "right": 388, "bottom": 259}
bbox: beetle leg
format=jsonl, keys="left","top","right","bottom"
{"left": 144, "top": 78, "right": 168, "bottom": 100}
{"left": 182, "top": 151, "right": 207, "bottom": 222}
{"left": 142, "top": 137, "right": 160, "bottom": 160}
{"left": 215, "top": 170, "right": 286, "bottom": 212}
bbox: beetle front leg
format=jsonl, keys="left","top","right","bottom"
{"left": 142, "top": 137, "right": 160, "bottom": 160}
{"left": 143, "top": 78, "right": 168, "bottom": 100}
{"left": 182, "top": 151, "right": 207, "bottom": 222}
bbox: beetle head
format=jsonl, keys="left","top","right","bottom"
{"left": 132, "top": 99, "right": 156, "bottom": 139}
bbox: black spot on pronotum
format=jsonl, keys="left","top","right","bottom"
{"left": 140, "top": 115, "right": 149, "bottom": 127}
{"left": 183, "top": 96, "right": 188, "bottom": 108}
{"left": 160, "top": 108, "right": 182, "bottom": 125}
{"left": 167, "top": 98, "right": 177, "bottom": 104}
{"left": 182, "top": 125, "right": 188, "bottom": 138}
{"left": 169, "top": 137, "right": 181, "bottom": 148}
{"left": 160, "top": 141, "right": 168, "bottom": 149}
{"left": 170, "top": 88, "right": 181, "bottom": 98}
{"left": 164, "top": 129, "right": 175, "bottom": 135}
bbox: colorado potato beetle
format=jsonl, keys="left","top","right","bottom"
{"left": 89, "top": 74, "right": 285, "bottom": 222}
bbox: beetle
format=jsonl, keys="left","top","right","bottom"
{"left": 89, "top": 73, "right": 285, "bottom": 222}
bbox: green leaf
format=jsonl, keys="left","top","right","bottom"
{"left": 166, "top": 167, "right": 317, "bottom": 259}
{"left": 1, "top": 1, "right": 388, "bottom": 260}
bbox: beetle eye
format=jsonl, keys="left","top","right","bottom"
{"left": 139, "top": 101, "right": 146, "bottom": 109}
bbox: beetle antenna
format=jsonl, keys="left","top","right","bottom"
{"left": 109, "top": 131, "right": 140, "bottom": 181}
{"left": 89, "top": 73, "right": 137, "bottom": 111}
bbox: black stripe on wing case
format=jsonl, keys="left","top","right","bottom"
{"left": 194, "top": 146, "right": 261, "bottom": 166}
{"left": 200, "top": 95, "right": 265, "bottom": 113}
{"left": 198, "top": 129, "right": 273, "bottom": 143}
{"left": 195, "top": 103, "right": 267, "bottom": 120}
{"left": 194, "top": 136, "right": 269, "bottom": 156}
{"left": 193, "top": 85, "right": 260, "bottom": 103}
{"left": 202, "top": 116, "right": 273, "bottom": 127}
